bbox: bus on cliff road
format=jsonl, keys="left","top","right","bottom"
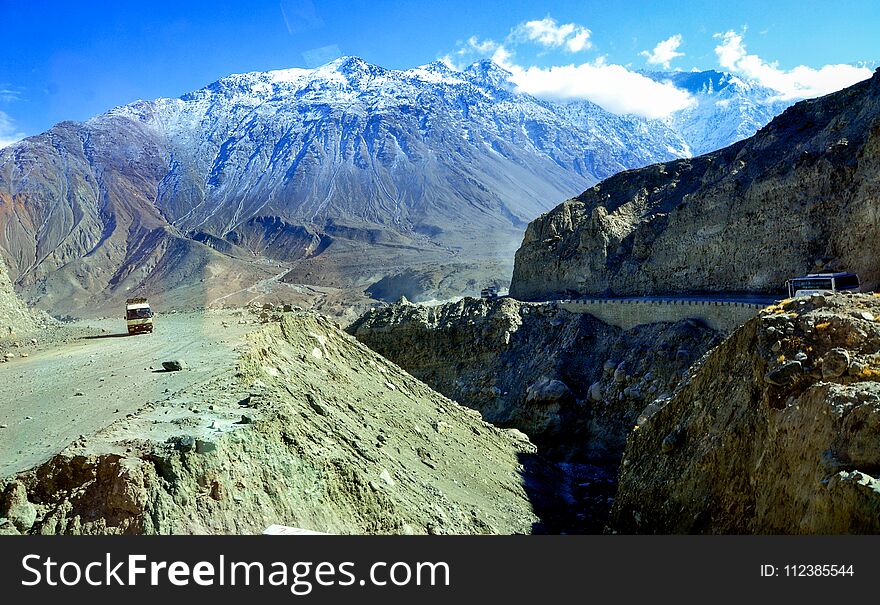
{"left": 785, "top": 272, "right": 861, "bottom": 298}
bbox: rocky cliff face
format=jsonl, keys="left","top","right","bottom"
{"left": 349, "top": 297, "right": 720, "bottom": 461}
{"left": 610, "top": 294, "right": 880, "bottom": 534}
{"left": 511, "top": 68, "right": 880, "bottom": 301}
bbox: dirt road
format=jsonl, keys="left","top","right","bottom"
{"left": 0, "top": 310, "right": 260, "bottom": 476}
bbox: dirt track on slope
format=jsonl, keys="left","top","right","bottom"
{"left": 0, "top": 310, "right": 260, "bottom": 476}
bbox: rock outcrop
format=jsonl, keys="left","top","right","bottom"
{"left": 349, "top": 297, "right": 720, "bottom": 461}
{"left": 610, "top": 294, "right": 880, "bottom": 534}
{"left": 0, "top": 313, "right": 557, "bottom": 535}
{"left": 511, "top": 68, "right": 880, "bottom": 300}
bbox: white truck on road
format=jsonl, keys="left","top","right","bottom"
{"left": 125, "top": 298, "right": 154, "bottom": 335}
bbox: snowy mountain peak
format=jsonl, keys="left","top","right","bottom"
{"left": 641, "top": 68, "right": 794, "bottom": 155}
{"left": 420, "top": 60, "right": 457, "bottom": 73}
{"left": 462, "top": 60, "right": 513, "bottom": 90}
{"left": 315, "top": 55, "right": 378, "bottom": 78}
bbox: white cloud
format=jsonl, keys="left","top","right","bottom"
{"left": 514, "top": 17, "right": 592, "bottom": 53}
{"left": 504, "top": 60, "right": 695, "bottom": 119}
{"left": 565, "top": 29, "right": 592, "bottom": 53}
{"left": 640, "top": 34, "right": 685, "bottom": 69}
{"left": 441, "top": 36, "right": 511, "bottom": 69}
{"left": 462, "top": 36, "right": 499, "bottom": 56}
{"left": 301, "top": 44, "right": 342, "bottom": 68}
{"left": 714, "top": 30, "right": 873, "bottom": 100}
{"left": 0, "top": 110, "right": 26, "bottom": 149}
{"left": 490, "top": 44, "right": 514, "bottom": 67}
{"left": 445, "top": 25, "right": 694, "bottom": 119}
{"left": 0, "top": 86, "right": 23, "bottom": 103}
{"left": 443, "top": 16, "right": 696, "bottom": 118}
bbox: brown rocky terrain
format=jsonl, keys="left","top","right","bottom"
{"left": 511, "top": 68, "right": 880, "bottom": 300}
{"left": 610, "top": 293, "right": 880, "bottom": 533}
{"left": 349, "top": 297, "right": 721, "bottom": 461}
{"left": 0, "top": 311, "right": 559, "bottom": 535}
{"left": 0, "top": 117, "right": 283, "bottom": 317}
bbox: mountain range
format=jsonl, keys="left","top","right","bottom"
{"left": 0, "top": 56, "right": 793, "bottom": 314}
{"left": 512, "top": 68, "right": 880, "bottom": 299}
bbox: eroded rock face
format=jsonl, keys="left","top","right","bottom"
{"left": 611, "top": 294, "right": 880, "bottom": 534}
{"left": 511, "top": 69, "right": 880, "bottom": 300}
{"left": 349, "top": 297, "right": 720, "bottom": 461}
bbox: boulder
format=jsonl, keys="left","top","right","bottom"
{"left": 764, "top": 360, "right": 803, "bottom": 386}
{"left": 162, "top": 360, "right": 187, "bottom": 372}
{"left": 173, "top": 435, "right": 196, "bottom": 452}
{"left": 822, "top": 348, "right": 851, "bottom": 379}
{"left": 195, "top": 438, "right": 217, "bottom": 454}
{"left": 525, "top": 378, "right": 573, "bottom": 404}
{"left": 1, "top": 481, "right": 37, "bottom": 533}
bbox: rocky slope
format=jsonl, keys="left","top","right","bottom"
{"left": 511, "top": 68, "right": 880, "bottom": 301}
{"left": 0, "top": 256, "right": 47, "bottom": 339}
{"left": 0, "top": 112, "right": 278, "bottom": 315}
{"left": 610, "top": 294, "right": 880, "bottom": 534}
{"left": 349, "top": 297, "right": 720, "bottom": 461}
{"left": 0, "top": 312, "right": 559, "bottom": 535}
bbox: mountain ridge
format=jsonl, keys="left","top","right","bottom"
{"left": 0, "top": 56, "right": 795, "bottom": 313}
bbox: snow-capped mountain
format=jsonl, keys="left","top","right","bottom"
{"left": 0, "top": 57, "right": 789, "bottom": 312}
{"left": 646, "top": 69, "right": 794, "bottom": 155}
{"left": 120, "top": 57, "right": 691, "bottom": 236}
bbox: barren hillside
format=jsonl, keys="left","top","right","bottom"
{"left": 0, "top": 311, "right": 560, "bottom": 535}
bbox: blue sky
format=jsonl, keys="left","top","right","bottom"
{"left": 1, "top": 0, "right": 878, "bottom": 143}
